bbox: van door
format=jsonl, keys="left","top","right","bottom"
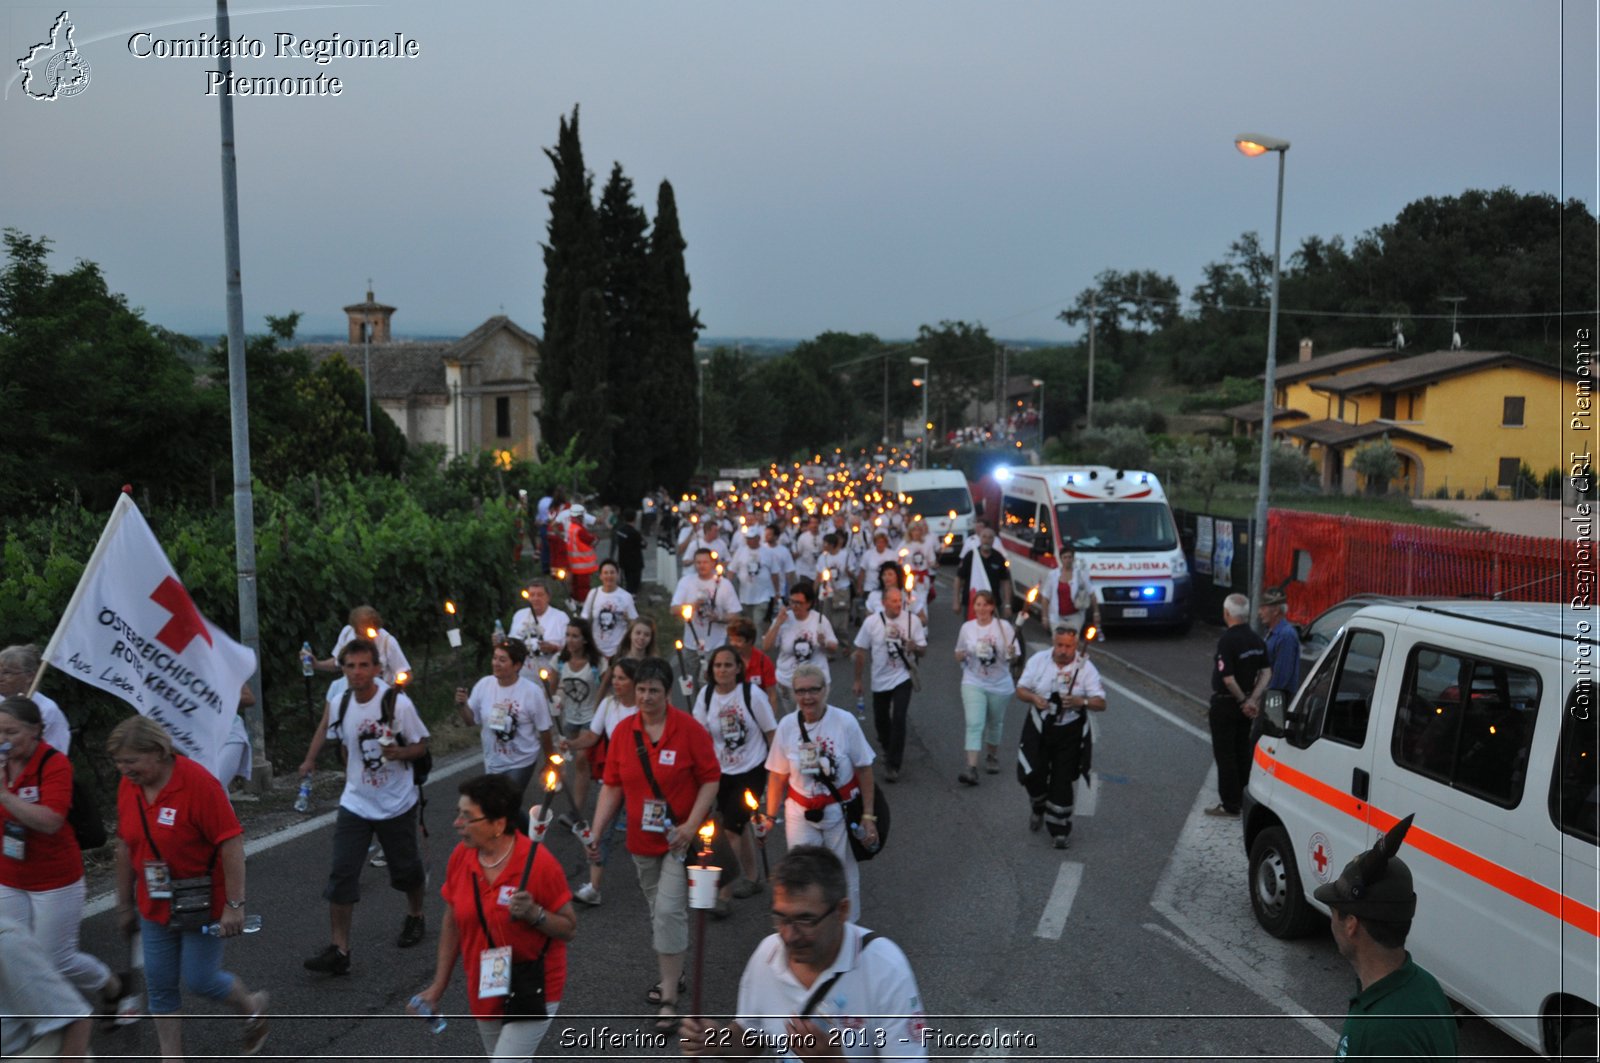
{"left": 999, "top": 489, "right": 1044, "bottom": 597}
{"left": 1258, "top": 624, "right": 1388, "bottom": 910}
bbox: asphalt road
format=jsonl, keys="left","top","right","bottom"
{"left": 72, "top": 566, "right": 1528, "bottom": 1061}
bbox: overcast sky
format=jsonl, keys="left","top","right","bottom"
{"left": 5, "top": 1, "right": 1595, "bottom": 341}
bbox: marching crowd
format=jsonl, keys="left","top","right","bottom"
{"left": 0, "top": 453, "right": 1455, "bottom": 1061}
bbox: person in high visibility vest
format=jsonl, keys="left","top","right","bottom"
{"left": 565, "top": 505, "right": 598, "bottom": 602}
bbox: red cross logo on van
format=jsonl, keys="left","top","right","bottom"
{"left": 1308, "top": 832, "right": 1333, "bottom": 880}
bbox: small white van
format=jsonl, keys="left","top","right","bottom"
{"left": 994, "top": 465, "right": 1192, "bottom": 627}
{"left": 1244, "top": 600, "right": 1598, "bottom": 1057}
{"left": 882, "top": 469, "right": 975, "bottom": 561}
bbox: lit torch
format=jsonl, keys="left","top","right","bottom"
{"left": 443, "top": 599, "right": 461, "bottom": 649}
{"left": 744, "top": 788, "right": 769, "bottom": 878}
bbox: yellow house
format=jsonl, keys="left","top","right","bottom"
{"left": 1224, "top": 345, "right": 1398, "bottom": 442}
{"left": 1283, "top": 349, "right": 1562, "bottom": 496}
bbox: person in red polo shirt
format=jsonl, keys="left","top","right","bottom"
{"left": 110, "top": 715, "right": 268, "bottom": 1060}
{"left": 0, "top": 698, "right": 118, "bottom": 1007}
{"left": 585, "top": 657, "right": 719, "bottom": 1034}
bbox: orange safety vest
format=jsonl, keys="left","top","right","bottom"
{"left": 566, "top": 520, "right": 598, "bottom": 574}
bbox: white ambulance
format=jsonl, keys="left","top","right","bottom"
{"left": 882, "top": 468, "right": 975, "bottom": 562}
{"left": 994, "top": 465, "right": 1192, "bottom": 627}
{"left": 1244, "top": 600, "right": 1598, "bottom": 1057}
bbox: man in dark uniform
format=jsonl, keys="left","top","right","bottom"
{"left": 1315, "top": 815, "right": 1458, "bottom": 1061}
{"left": 1206, "top": 592, "right": 1269, "bottom": 817}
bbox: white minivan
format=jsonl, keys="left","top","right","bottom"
{"left": 882, "top": 469, "right": 975, "bottom": 561}
{"left": 1244, "top": 600, "right": 1598, "bottom": 1058}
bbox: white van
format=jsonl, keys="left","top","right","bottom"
{"left": 995, "top": 465, "right": 1192, "bottom": 627}
{"left": 882, "top": 469, "right": 975, "bottom": 561}
{"left": 1244, "top": 600, "right": 1598, "bottom": 1057}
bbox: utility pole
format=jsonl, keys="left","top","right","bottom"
{"left": 1439, "top": 296, "right": 1465, "bottom": 349}
{"left": 1086, "top": 295, "right": 1098, "bottom": 430}
{"left": 882, "top": 353, "right": 889, "bottom": 444}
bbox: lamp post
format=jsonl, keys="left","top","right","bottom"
{"left": 909, "top": 356, "right": 930, "bottom": 468}
{"left": 1235, "top": 132, "right": 1290, "bottom": 624}
{"left": 697, "top": 356, "right": 710, "bottom": 471}
{"left": 1032, "top": 378, "right": 1045, "bottom": 455}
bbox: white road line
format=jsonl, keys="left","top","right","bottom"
{"left": 1100, "top": 675, "right": 1209, "bottom": 743}
{"left": 1075, "top": 771, "right": 1097, "bottom": 817}
{"left": 1033, "top": 861, "right": 1083, "bottom": 939}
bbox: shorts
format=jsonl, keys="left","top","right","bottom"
{"left": 715, "top": 765, "right": 767, "bottom": 833}
{"left": 323, "top": 805, "right": 425, "bottom": 905}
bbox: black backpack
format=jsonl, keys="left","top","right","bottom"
{"left": 334, "top": 685, "right": 434, "bottom": 786}
{"left": 39, "top": 747, "right": 109, "bottom": 850}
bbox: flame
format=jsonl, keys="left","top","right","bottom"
{"left": 698, "top": 821, "right": 716, "bottom": 845}
{"left": 710, "top": 550, "right": 719, "bottom": 561}
{"left": 1082, "top": 624, "right": 1100, "bottom": 642}
{"left": 904, "top": 569, "right": 915, "bottom": 592}
{"left": 674, "top": 639, "right": 684, "bottom": 651}
{"left": 364, "top": 626, "right": 378, "bottom": 639}
{"left": 1026, "top": 585, "right": 1040, "bottom": 603}
{"left": 555, "top": 568, "right": 567, "bottom": 580}
{"left": 395, "top": 670, "right": 410, "bottom": 686}
{"left": 520, "top": 587, "right": 531, "bottom": 600}
{"left": 549, "top": 753, "right": 564, "bottom": 766}
{"left": 743, "top": 789, "right": 759, "bottom": 811}
{"left": 444, "top": 599, "right": 457, "bottom": 616}
{"left": 690, "top": 514, "right": 699, "bottom": 524}
{"left": 544, "top": 768, "right": 560, "bottom": 791}
{"left": 680, "top": 605, "right": 694, "bottom": 621}
{"left": 539, "top": 668, "right": 550, "bottom": 681}
{"left": 947, "top": 510, "right": 957, "bottom": 520}
{"left": 716, "top": 564, "right": 725, "bottom": 577}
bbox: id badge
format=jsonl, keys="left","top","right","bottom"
{"left": 478, "top": 945, "right": 513, "bottom": 998}
{"left": 3, "top": 821, "right": 25, "bottom": 861}
{"left": 144, "top": 860, "right": 173, "bottom": 899}
{"left": 798, "top": 741, "right": 820, "bottom": 777}
{"left": 488, "top": 708, "right": 512, "bottom": 737}
{"left": 639, "top": 799, "right": 669, "bottom": 833}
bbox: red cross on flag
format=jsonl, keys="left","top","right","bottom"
{"left": 37, "top": 494, "right": 256, "bottom": 777}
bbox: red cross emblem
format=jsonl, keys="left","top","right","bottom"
{"left": 150, "top": 576, "right": 213, "bottom": 654}
{"left": 1311, "top": 842, "right": 1330, "bottom": 875}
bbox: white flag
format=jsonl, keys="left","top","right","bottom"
{"left": 965, "top": 547, "right": 993, "bottom": 621}
{"left": 39, "top": 494, "right": 256, "bottom": 776}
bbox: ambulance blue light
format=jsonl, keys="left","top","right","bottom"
{"left": 1140, "top": 586, "right": 1158, "bottom": 599}
{"left": 994, "top": 466, "right": 1012, "bottom": 483}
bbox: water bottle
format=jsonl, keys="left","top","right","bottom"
{"left": 854, "top": 697, "right": 866, "bottom": 721}
{"left": 201, "top": 914, "right": 262, "bottom": 935}
{"left": 299, "top": 641, "right": 315, "bottom": 677}
{"left": 493, "top": 618, "right": 506, "bottom": 643}
{"left": 409, "top": 995, "right": 448, "bottom": 1034}
{"left": 293, "top": 775, "right": 313, "bottom": 813}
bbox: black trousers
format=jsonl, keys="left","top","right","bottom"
{"left": 1208, "top": 694, "right": 1254, "bottom": 812}
{"left": 1018, "top": 713, "right": 1083, "bottom": 839}
{"left": 872, "top": 679, "right": 914, "bottom": 770}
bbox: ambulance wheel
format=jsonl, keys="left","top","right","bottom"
{"left": 1248, "top": 825, "right": 1320, "bottom": 939}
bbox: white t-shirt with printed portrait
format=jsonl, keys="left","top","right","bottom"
{"left": 772, "top": 611, "right": 838, "bottom": 687}
{"left": 766, "top": 705, "right": 875, "bottom": 805}
{"left": 853, "top": 610, "right": 927, "bottom": 693}
{"left": 581, "top": 586, "right": 638, "bottom": 659}
{"left": 467, "top": 676, "right": 553, "bottom": 775}
{"left": 554, "top": 659, "right": 603, "bottom": 728}
{"left": 330, "top": 680, "right": 430, "bottom": 820}
{"left": 509, "top": 605, "right": 569, "bottom": 681}
{"left": 732, "top": 542, "right": 769, "bottom": 606}
{"left": 955, "top": 618, "right": 1019, "bottom": 696}
{"left": 693, "top": 683, "right": 779, "bottom": 775}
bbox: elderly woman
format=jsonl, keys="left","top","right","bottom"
{"left": 585, "top": 657, "right": 719, "bottom": 1033}
{"left": 0, "top": 646, "right": 70, "bottom": 752}
{"left": 110, "top": 716, "right": 267, "bottom": 1060}
{"left": 415, "top": 774, "right": 576, "bottom": 1061}
{"left": 0, "top": 699, "right": 118, "bottom": 1008}
{"left": 760, "top": 663, "right": 877, "bottom": 922}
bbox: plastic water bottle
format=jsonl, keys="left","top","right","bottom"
{"left": 854, "top": 697, "right": 866, "bottom": 721}
{"left": 201, "top": 914, "right": 262, "bottom": 935}
{"left": 493, "top": 618, "right": 506, "bottom": 643}
{"left": 409, "top": 995, "right": 448, "bottom": 1034}
{"left": 293, "top": 775, "right": 313, "bottom": 813}
{"left": 299, "top": 642, "right": 315, "bottom": 677}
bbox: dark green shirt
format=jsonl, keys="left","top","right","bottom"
{"left": 1335, "top": 954, "right": 1457, "bottom": 1062}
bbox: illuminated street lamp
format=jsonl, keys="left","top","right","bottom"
{"left": 909, "top": 356, "right": 930, "bottom": 468}
{"left": 1032, "top": 378, "right": 1045, "bottom": 455}
{"left": 1234, "top": 132, "right": 1289, "bottom": 624}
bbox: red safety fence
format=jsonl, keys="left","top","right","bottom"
{"left": 1264, "top": 509, "right": 1576, "bottom": 623}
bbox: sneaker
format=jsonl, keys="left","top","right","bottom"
{"left": 1053, "top": 834, "right": 1070, "bottom": 850}
{"left": 883, "top": 766, "right": 899, "bottom": 783}
{"left": 397, "top": 914, "right": 426, "bottom": 948}
{"left": 985, "top": 754, "right": 1001, "bottom": 775}
{"left": 730, "top": 878, "right": 763, "bottom": 899}
{"left": 241, "top": 991, "right": 269, "bottom": 1056}
{"left": 1203, "top": 804, "right": 1240, "bottom": 818}
{"left": 303, "top": 945, "right": 350, "bottom": 976}
{"left": 573, "top": 883, "right": 603, "bottom": 906}
{"left": 1028, "top": 810, "right": 1044, "bottom": 832}
{"left": 958, "top": 768, "right": 979, "bottom": 786}
{"left": 368, "top": 842, "right": 387, "bottom": 868}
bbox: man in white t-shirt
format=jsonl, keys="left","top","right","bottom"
{"left": 731, "top": 528, "right": 769, "bottom": 622}
{"left": 679, "top": 845, "right": 927, "bottom": 1061}
{"left": 302, "top": 639, "right": 432, "bottom": 975}
{"left": 851, "top": 587, "right": 926, "bottom": 783}
{"left": 509, "top": 579, "right": 569, "bottom": 682}
{"left": 759, "top": 525, "right": 796, "bottom": 618}
{"left": 792, "top": 515, "right": 823, "bottom": 582}
{"left": 672, "top": 548, "right": 743, "bottom": 671}
{"left": 0, "top": 645, "right": 69, "bottom": 752}
{"left": 1015, "top": 623, "right": 1106, "bottom": 850}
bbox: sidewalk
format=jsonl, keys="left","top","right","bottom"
{"left": 1412, "top": 498, "right": 1570, "bottom": 540}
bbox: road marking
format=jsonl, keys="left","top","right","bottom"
{"left": 1033, "top": 861, "right": 1083, "bottom": 939}
{"left": 1100, "top": 675, "right": 1208, "bottom": 743}
{"left": 1075, "top": 772, "right": 1097, "bottom": 816}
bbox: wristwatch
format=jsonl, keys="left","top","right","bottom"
{"left": 225, "top": 899, "right": 246, "bottom": 910}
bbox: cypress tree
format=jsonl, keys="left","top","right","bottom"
{"left": 641, "top": 179, "right": 703, "bottom": 489}
{"left": 598, "top": 163, "right": 651, "bottom": 501}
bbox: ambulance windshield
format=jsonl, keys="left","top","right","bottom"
{"left": 1057, "top": 502, "right": 1178, "bottom": 552}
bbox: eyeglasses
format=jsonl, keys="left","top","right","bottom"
{"left": 453, "top": 812, "right": 488, "bottom": 825}
{"left": 792, "top": 687, "right": 824, "bottom": 696}
{"left": 770, "top": 909, "right": 834, "bottom": 931}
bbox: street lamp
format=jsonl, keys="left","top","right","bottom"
{"left": 697, "top": 356, "right": 711, "bottom": 471}
{"left": 909, "top": 356, "right": 930, "bottom": 468}
{"left": 1032, "top": 378, "right": 1045, "bottom": 455}
{"left": 1235, "top": 131, "right": 1290, "bottom": 625}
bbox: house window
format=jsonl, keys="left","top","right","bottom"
{"left": 1379, "top": 394, "right": 1396, "bottom": 419}
{"left": 495, "top": 396, "right": 511, "bottom": 438}
{"left": 1497, "top": 457, "right": 1520, "bottom": 487}
{"left": 1502, "top": 396, "right": 1525, "bottom": 426}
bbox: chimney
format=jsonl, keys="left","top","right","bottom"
{"left": 343, "top": 288, "right": 396, "bottom": 345}
{"left": 1298, "top": 338, "right": 1313, "bottom": 363}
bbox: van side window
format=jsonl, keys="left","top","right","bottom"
{"left": 1002, "top": 495, "right": 1037, "bottom": 539}
{"left": 1035, "top": 508, "right": 1056, "bottom": 562}
{"left": 1550, "top": 683, "right": 1598, "bottom": 844}
{"left": 1392, "top": 645, "right": 1542, "bottom": 808}
{"left": 1318, "top": 630, "right": 1384, "bottom": 747}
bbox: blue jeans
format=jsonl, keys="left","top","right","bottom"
{"left": 140, "top": 917, "right": 235, "bottom": 1014}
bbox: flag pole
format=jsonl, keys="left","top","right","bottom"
{"left": 28, "top": 492, "right": 136, "bottom": 698}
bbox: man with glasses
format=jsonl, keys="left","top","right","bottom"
{"left": 760, "top": 665, "right": 876, "bottom": 921}
{"left": 679, "top": 846, "right": 926, "bottom": 1060}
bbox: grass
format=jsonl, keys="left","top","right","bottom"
{"left": 1167, "top": 483, "right": 1478, "bottom": 528}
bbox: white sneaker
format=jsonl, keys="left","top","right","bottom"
{"left": 574, "top": 883, "right": 602, "bottom": 906}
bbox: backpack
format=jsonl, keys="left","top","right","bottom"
{"left": 335, "top": 686, "right": 434, "bottom": 787}
{"left": 38, "top": 747, "right": 109, "bottom": 850}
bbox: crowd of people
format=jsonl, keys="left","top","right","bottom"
{"left": 0, "top": 450, "right": 1455, "bottom": 1061}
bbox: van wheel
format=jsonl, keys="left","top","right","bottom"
{"left": 1560, "top": 1020, "right": 1597, "bottom": 1062}
{"left": 1248, "top": 826, "right": 1321, "bottom": 939}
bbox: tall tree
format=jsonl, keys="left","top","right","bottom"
{"left": 539, "top": 106, "right": 606, "bottom": 474}
{"left": 598, "top": 162, "right": 652, "bottom": 501}
{"left": 641, "top": 180, "right": 703, "bottom": 488}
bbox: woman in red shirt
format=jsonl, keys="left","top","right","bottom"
{"left": 110, "top": 715, "right": 267, "bottom": 1060}
{"left": 415, "top": 773, "right": 575, "bottom": 1061}
{"left": 586, "top": 657, "right": 719, "bottom": 1033}
{"left": 725, "top": 618, "right": 777, "bottom": 692}
{"left": 0, "top": 698, "right": 117, "bottom": 1005}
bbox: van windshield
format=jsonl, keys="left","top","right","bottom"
{"left": 901, "top": 487, "right": 972, "bottom": 516}
{"left": 1056, "top": 502, "right": 1177, "bottom": 552}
